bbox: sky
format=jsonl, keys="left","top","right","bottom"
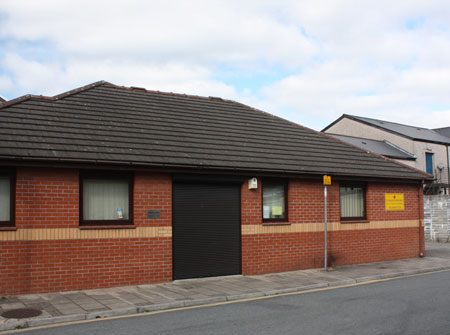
{"left": 1, "top": 1, "right": 450, "bottom": 131}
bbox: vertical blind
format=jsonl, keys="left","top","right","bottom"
{"left": 340, "top": 186, "right": 364, "bottom": 218}
{"left": 0, "top": 177, "right": 10, "bottom": 221}
{"left": 83, "top": 179, "right": 129, "bottom": 220}
{"left": 263, "top": 184, "right": 285, "bottom": 219}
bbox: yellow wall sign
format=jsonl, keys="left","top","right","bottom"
{"left": 323, "top": 175, "right": 331, "bottom": 185}
{"left": 385, "top": 193, "right": 404, "bottom": 211}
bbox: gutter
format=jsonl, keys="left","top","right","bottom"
{"left": 419, "top": 179, "right": 425, "bottom": 257}
{"left": 0, "top": 155, "right": 429, "bottom": 183}
{"left": 447, "top": 145, "right": 450, "bottom": 189}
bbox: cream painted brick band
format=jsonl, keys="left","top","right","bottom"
{"left": 0, "top": 220, "right": 421, "bottom": 241}
{"left": 0, "top": 226, "right": 172, "bottom": 241}
{"left": 242, "top": 220, "right": 420, "bottom": 235}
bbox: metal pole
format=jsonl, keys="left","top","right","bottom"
{"left": 324, "top": 185, "right": 328, "bottom": 270}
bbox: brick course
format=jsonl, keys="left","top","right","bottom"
{"left": 241, "top": 178, "right": 422, "bottom": 275}
{"left": 15, "top": 168, "right": 79, "bottom": 229}
{"left": 0, "top": 169, "right": 423, "bottom": 294}
{"left": 241, "top": 227, "right": 420, "bottom": 275}
{"left": 134, "top": 172, "right": 172, "bottom": 227}
{"left": 1, "top": 168, "right": 173, "bottom": 295}
{"left": 0, "top": 238, "right": 171, "bottom": 295}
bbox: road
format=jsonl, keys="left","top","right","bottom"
{"left": 9, "top": 270, "right": 450, "bottom": 335}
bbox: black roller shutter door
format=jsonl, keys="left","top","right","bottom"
{"left": 173, "top": 182, "right": 241, "bottom": 280}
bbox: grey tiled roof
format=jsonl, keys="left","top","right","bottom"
{"left": 327, "top": 114, "right": 450, "bottom": 145}
{"left": 330, "top": 135, "right": 416, "bottom": 160}
{"left": 0, "top": 82, "right": 429, "bottom": 180}
{"left": 434, "top": 127, "right": 450, "bottom": 140}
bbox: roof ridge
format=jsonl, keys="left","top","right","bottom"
{"left": 104, "top": 82, "right": 240, "bottom": 104}
{"left": 344, "top": 114, "right": 450, "bottom": 144}
{"left": 0, "top": 81, "right": 110, "bottom": 109}
{"left": 331, "top": 134, "right": 385, "bottom": 143}
{"left": 0, "top": 94, "right": 39, "bottom": 109}
{"left": 345, "top": 114, "right": 430, "bottom": 131}
{"left": 53, "top": 80, "right": 109, "bottom": 100}
{"left": 434, "top": 126, "right": 450, "bottom": 131}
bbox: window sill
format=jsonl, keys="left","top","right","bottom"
{"left": 0, "top": 226, "right": 17, "bottom": 231}
{"left": 262, "top": 222, "right": 291, "bottom": 226}
{"left": 340, "top": 220, "right": 369, "bottom": 224}
{"left": 79, "top": 225, "right": 136, "bottom": 230}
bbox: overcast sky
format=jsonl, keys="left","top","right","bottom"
{"left": 1, "top": 1, "right": 450, "bottom": 131}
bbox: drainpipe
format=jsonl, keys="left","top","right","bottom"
{"left": 419, "top": 179, "right": 425, "bottom": 257}
{"left": 447, "top": 145, "right": 450, "bottom": 194}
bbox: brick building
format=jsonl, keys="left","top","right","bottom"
{"left": 0, "top": 82, "right": 429, "bottom": 295}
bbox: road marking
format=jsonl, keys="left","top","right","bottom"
{"left": 2, "top": 268, "right": 449, "bottom": 334}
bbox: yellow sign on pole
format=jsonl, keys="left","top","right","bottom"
{"left": 323, "top": 175, "right": 331, "bottom": 185}
{"left": 385, "top": 193, "right": 405, "bottom": 211}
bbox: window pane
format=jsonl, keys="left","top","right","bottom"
{"left": 0, "top": 177, "right": 10, "bottom": 221}
{"left": 83, "top": 179, "right": 129, "bottom": 220}
{"left": 340, "top": 186, "right": 364, "bottom": 218}
{"left": 263, "top": 183, "right": 285, "bottom": 219}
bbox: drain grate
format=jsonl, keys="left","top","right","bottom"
{"left": 1, "top": 308, "right": 42, "bottom": 319}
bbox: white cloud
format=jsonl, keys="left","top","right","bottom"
{"left": 0, "top": 54, "right": 240, "bottom": 99}
{"left": 0, "top": 75, "right": 13, "bottom": 92}
{"left": 0, "top": 0, "right": 317, "bottom": 67}
{"left": 1, "top": 0, "right": 450, "bottom": 130}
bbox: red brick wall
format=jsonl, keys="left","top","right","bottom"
{"left": 0, "top": 238, "right": 171, "bottom": 295}
{"left": 1, "top": 169, "right": 423, "bottom": 295}
{"left": 366, "top": 182, "right": 420, "bottom": 221}
{"left": 241, "top": 180, "right": 262, "bottom": 225}
{"left": 288, "top": 179, "right": 340, "bottom": 223}
{"left": 15, "top": 168, "right": 79, "bottom": 229}
{"left": 1, "top": 168, "right": 173, "bottom": 295}
{"left": 242, "top": 179, "right": 420, "bottom": 224}
{"left": 134, "top": 172, "right": 172, "bottom": 227}
{"left": 242, "top": 227, "right": 420, "bottom": 275}
{"left": 241, "top": 178, "right": 422, "bottom": 275}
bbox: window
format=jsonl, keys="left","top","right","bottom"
{"left": 340, "top": 182, "right": 366, "bottom": 221}
{"left": 425, "top": 152, "right": 434, "bottom": 176}
{"left": 80, "top": 172, "right": 133, "bottom": 226}
{"left": 262, "top": 179, "right": 288, "bottom": 222}
{"left": 0, "top": 169, "right": 15, "bottom": 227}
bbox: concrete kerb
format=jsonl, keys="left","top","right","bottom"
{"left": 2, "top": 264, "right": 450, "bottom": 332}
{"left": 85, "top": 307, "right": 138, "bottom": 320}
{"left": 0, "top": 314, "right": 86, "bottom": 332}
{"left": 182, "top": 296, "right": 226, "bottom": 307}
{"left": 27, "top": 314, "right": 86, "bottom": 327}
{"left": 0, "top": 320, "right": 27, "bottom": 332}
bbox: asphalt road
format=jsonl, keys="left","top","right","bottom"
{"left": 11, "top": 270, "right": 450, "bottom": 335}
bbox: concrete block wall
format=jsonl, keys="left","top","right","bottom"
{"left": 424, "top": 195, "right": 450, "bottom": 242}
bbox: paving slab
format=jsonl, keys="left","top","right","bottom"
{"left": 1, "top": 242, "right": 450, "bottom": 332}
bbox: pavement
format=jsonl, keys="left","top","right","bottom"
{"left": 1, "top": 241, "right": 450, "bottom": 332}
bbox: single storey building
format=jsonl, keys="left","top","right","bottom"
{"left": 0, "top": 82, "right": 429, "bottom": 295}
